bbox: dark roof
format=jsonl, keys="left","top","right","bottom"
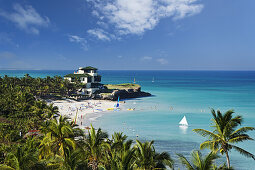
{"left": 80, "top": 66, "right": 98, "bottom": 70}
{"left": 64, "top": 73, "right": 91, "bottom": 78}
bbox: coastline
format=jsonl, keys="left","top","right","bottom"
{"left": 1, "top": 70, "right": 255, "bottom": 169}
{"left": 51, "top": 99, "right": 126, "bottom": 129}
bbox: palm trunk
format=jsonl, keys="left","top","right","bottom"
{"left": 225, "top": 151, "right": 230, "bottom": 168}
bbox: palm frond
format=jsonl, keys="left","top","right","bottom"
{"left": 204, "top": 152, "right": 220, "bottom": 170}
{"left": 231, "top": 144, "right": 255, "bottom": 160}
{"left": 200, "top": 140, "right": 220, "bottom": 152}
{"left": 191, "top": 150, "right": 203, "bottom": 169}
{"left": 177, "top": 153, "right": 194, "bottom": 170}
{"left": 229, "top": 134, "right": 253, "bottom": 143}
{"left": 0, "top": 164, "right": 15, "bottom": 170}
{"left": 231, "top": 127, "right": 255, "bottom": 136}
{"left": 193, "top": 129, "right": 220, "bottom": 139}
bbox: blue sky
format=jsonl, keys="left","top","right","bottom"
{"left": 0, "top": 0, "right": 255, "bottom": 70}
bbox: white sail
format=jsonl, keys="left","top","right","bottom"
{"left": 179, "top": 116, "right": 188, "bottom": 126}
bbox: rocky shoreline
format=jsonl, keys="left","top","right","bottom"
{"left": 93, "top": 86, "right": 151, "bottom": 101}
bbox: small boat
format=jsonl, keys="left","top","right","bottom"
{"left": 152, "top": 77, "right": 154, "bottom": 83}
{"left": 116, "top": 96, "right": 120, "bottom": 108}
{"left": 179, "top": 116, "right": 188, "bottom": 127}
{"left": 133, "top": 77, "right": 136, "bottom": 84}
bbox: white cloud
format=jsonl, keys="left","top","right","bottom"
{"left": 0, "top": 4, "right": 50, "bottom": 34}
{"left": 117, "top": 55, "right": 123, "bottom": 58}
{"left": 96, "top": 21, "right": 109, "bottom": 29}
{"left": 92, "top": 10, "right": 100, "bottom": 17}
{"left": 157, "top": 58, "right": 168, "bottom": 65}
{"left": 68, "top": 35, "right": 88, "bottom": 50}
{"left": 141, "top": 56, "right": 152, "bottom": 61}
{"left": 88, "top": 0, "right": 203, "bottom": 36}
{"left": 87, "top": 28, "right": 114, "bottom": 41}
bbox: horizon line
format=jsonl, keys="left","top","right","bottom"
{"left": 1, "top": 68, "right": 255, "bottom": 71}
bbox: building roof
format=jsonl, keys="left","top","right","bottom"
{"left": 80, "top": 66, "right": 98, "bottom": 70}
{"left": 64, "top": 73, "right": 92, "bottom": 78}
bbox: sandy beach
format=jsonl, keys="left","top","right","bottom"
{"left": 51, "top": 99, "right": 125, "bottom": 128}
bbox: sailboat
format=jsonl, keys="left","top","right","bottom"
{"left": 133, "top": 77, "right": 136, "bottom": 84}
{"left": 152, "top": 77, "right": 155, "bottom": 83}
{"left": 179, "top": 116, "right": 188, "bottom": 127}
{"left": 116, "top": 96, "right": 120, "bottom": 108}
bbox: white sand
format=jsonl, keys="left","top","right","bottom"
{"left": 51, "top": 99, "right": 125, "bottom": 128}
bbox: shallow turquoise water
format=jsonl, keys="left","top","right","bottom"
{"left": 1, "top": 70, "right": 255, "bottom": 169}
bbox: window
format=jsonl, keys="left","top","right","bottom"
{"left": 87, "top": 77, "right": 92, "bottom": 82}
{"left": 94, "top": 76, "right": 101, "bottom": 82}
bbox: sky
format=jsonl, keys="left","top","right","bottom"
{"left": 0, "top": 0, "right": 255, "bottom": 70}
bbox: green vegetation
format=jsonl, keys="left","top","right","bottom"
{"left": 0, "top": 75, "right": 174, "bottom": 170}
{"left": 177, "top": 150, "right": 221, "bottom": 170}
{"left": 193, "top": 109, "right": 255, "bottom": 168}
{"left": 0, "top": 74, "right": 86, "bottom": 100}
{"left": 80, "top": 66, "right": 98, "bottom": 70}
{"left": 104, "top": 83, "right": 140, "bottom": 90}
{"left": 0, "top": 75, "right": 254, "bottom": 169}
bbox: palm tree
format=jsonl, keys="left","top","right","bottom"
{"left": 134, "top": 140, "right": 174, "bottom": 169}
{"left": 177, "top": 150, "right": 219, "bottom": 170}
{"left": 63, "top": 148, "right": 87, "bottom": 170}
{"left": 39, "top": 116, "right": 76, "bottom": 159}
{"left": 1, "top": 138, "right": 40, "bottom": 170}
{"left": 84, "top": 125, "right": 108, "bottom": 170}
{"left": 193, "top": 109, "right": 255, "bottom": 168}
{"left": 44, "top": 103, "right": 59, "bottom": 119}
{"left": 105, "top": 132, "right": 135, "bottom": 170}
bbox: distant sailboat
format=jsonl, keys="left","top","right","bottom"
{"left": 179, "top": 116, "right": 188, "bottom": 127}
{"left": 152, "top": 77, "right": 155, "bottom": 83}
{"left": 133, "top": 77, "right": 136, "bottom": 84}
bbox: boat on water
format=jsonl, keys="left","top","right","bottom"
{"left": 179, "top": 116, "right": 188, "bottom": 127}
{"left": 127, "top": 108, "right": 135, "bottom": 111}
{"left": 133, "top": 77, "right": 136, "bottom": 84}
{"left": 152, "top": 77, "right": 154, "bottom": 83}
{"left": 116, "top": 96, "right": 120, "bottom": 108}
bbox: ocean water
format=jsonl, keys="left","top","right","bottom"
{"left": 1, "top": 70, "right": 255, "bottom": 169}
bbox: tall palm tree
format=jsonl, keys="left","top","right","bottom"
{"left": 84, "top": 125, "right": 108, "bottom": 170}
{"left": 193, "top": 109, "right": 255, "bottom": 168}
{"left": 177, "top": 150, "right": 219, "bottom": 170}
{"left": 134, "top": 140, "right": 174, "bottom": 170}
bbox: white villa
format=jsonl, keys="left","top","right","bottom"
{"left": 64, "top": 66, "right": 102, "bottom": 95}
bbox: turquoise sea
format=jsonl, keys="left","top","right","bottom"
{"left": 1, "top": 70, "right": 255, "bottom": 169}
